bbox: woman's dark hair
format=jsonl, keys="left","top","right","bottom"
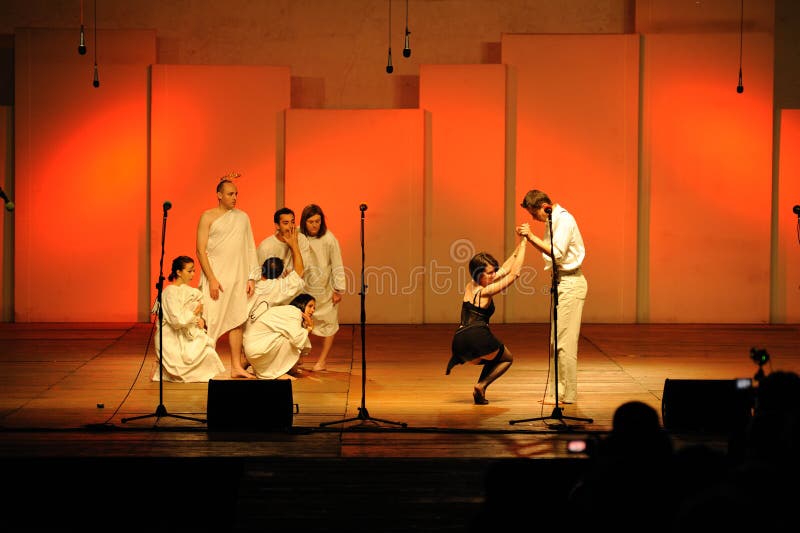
{"left": 289, "top": 293, "right": 315, "bottom": 313}
{"left": 300, "top": 203, "right": 328, "bottom": 237}
{"left": 168, "top": 255, "right": 194, "bottom": 282}
{"left": 468, "top": 253, "right": 499, "bottom": 284}
{"left": 262, "top": 257, "right": 284, "bottom": 280}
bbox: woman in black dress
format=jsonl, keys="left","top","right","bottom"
{"left": 447, "top": 238, "right": 527, "bottom": 404}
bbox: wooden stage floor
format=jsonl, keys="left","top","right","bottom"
{"left": 1, "top": 322, "right": 798, "bottom": 530}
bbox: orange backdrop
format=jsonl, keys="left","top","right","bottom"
{"left": 502, "top": 34, "right": 641, "bottom": 323}
{"left": 776, "top": 110, "right": 800, "bottom": 322}
{"left": 419, "top": 64, "right": 507, "bottom": 323}
{"left": 150, "top": 64, "right": 290, "bottom": 313}
{"left": 8, "top": 29, "right": 794, "bottom": 324}
{"left": 643, "top": 33, "right": 774, "bottom": 322}
{"left": 284, "top": 109, "right": 424, "bottom": 324}
{"left": 14, "top": 29, "right": 156, "bottom": 322}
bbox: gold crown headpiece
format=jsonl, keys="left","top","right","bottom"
{"left": 220, "top": 172, "right": 241, "bottom": 181}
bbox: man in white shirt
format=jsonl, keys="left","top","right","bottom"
{"left": 517, "top": 189, "right": 587, "bottom": 404}
{"left": 248, "top": 225, "right": 307, "bottom": 323}
{"left": 256, "top": 207, "right": 313, "bottom": 276}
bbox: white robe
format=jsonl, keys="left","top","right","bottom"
{"left": 256, "top": 233, "right": 312, "bottom": 275}
{"left": 199, "top": 209, "right": 260, "bottom": 344}
{"left": 243, "top": 305, "right": 311, "bottom": 379}
{"left": 305, "top": 231, "right": 346, "bottom": 336}
{"left": 153, "top": 284, "right": 225, "bottom": 382}
{"left": 246, "top": 271, "right": 306, "bottom": 323}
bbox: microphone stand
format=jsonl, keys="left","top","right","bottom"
{"left": 122, "top": 204, "right": 206, "bottom": 426}
{"left": 510, "top": 208, "right": 592, "bottom": 430}
{"left": 319, "top": 204, "right": 406, "bottom": 430}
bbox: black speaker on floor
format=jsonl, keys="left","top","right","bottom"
{"left": 207, "top": 379, "right": 296, "bottom": 431}
{"left": 661, "top": 378, "right": 753, "bottom": 434}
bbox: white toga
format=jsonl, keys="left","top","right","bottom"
{"left": 243, "top": 305, "right": 311, "bottom": 379}
{"left": 154, "top": 284, "right": 225, "bottom": 382}
{"left": 256, "top": 233, "right": 313, "bottom": 276}
{"left": 305, "top": 231, "right": 346, "bottom": 336}
{"left": 199, "top": 209, "right": 260, "bottom": 344}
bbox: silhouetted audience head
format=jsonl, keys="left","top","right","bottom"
{"left": 569, "top": 401, "right": 675, "bottom": 533}
{"left": 672, "top": 370, "right": 800, "bottom": 532}
{"left": 746, "top": 370, "right": 800, "bottom": 462}
{"left": 753, "top": 370, "right": 800, "bottom": 414}
{"left": 599, "top": 400, "right": 673, "bottom": 458}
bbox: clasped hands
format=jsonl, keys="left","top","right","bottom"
{"left": 516, "top": 222, "right": 532, "bottom": 240}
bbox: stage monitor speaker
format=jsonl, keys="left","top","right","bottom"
{"left": 661, "top": 378, "right": 753, "bottom": 434}
{"left": 207, "top": 379, "right": 296, "bottom": 431}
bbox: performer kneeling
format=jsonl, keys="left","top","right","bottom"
{"left": 446, "top": 238, "right": 526, "bottom": 404}
{"left": 243, "top": 293, "right": 316, "bottom": 380}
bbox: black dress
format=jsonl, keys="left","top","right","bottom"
{"left": 446, "top": 295, "right": 503, "bottom": 375}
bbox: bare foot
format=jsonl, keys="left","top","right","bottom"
{"left": 231, "top": 369, "right": 256, "bottom": 379}
{"left": 288, "top": 367, "right": 307, "bottom": 378}
{"left": 473, "top": 385, "right": 488, "bottom": 405}
{"left": 277, "top": 374, "right": 297, "bottom": 381}
{"left": 311, "top": 363, "right": 327, "bottom": 372}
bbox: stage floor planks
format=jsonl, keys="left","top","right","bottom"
{"left": 1, "top": 322, "right": 798, "bottom": 458}
{"left": 2, "top": 322, "right": 798, "bottom": 531}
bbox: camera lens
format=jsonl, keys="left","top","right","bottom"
{"left": 750, "top": 347, "right": 769, "bottom": 365}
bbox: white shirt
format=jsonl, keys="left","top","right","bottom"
{"left": 247, "top": 270, "right": 306, "bottom": 322}
{"left": 256, "top": 233, "right": 312, "bottom": 276}
{"left": 542, "top": 204, "right": 585, "bottom": 272}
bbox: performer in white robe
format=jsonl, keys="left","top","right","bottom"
{"left": 200, "top": 208, "right": 260, "bottom": 341}
{"left": 247, "top": 222, "right": 307, "bottom": 325}
{"left": 248, "top": 271, "right": 306, "bottom": 323}
{"left": 300, "top": 204, "right": 346, "bottom": 371}
{"left": 197, "top": 178, "right": 260, "bottom": 378}
{"left": 305, "top": 230, "right": 345, "bottom": 335}
{"left": 256, "top": 207, "right": 313, "bottom": 273}
{"left": 243, "top": 294, "right": 316, "bottom": 380}
{"left": 153, "top": 256, "right": 225, "bottom": 382}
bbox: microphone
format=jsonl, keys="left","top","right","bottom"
{"left": 78, "top": 25, "right": 87, "bottom": 55}
{"left": 92, "top": 64, "right": 100, "bottom": 88}
{"left": 544, "top": 206, "right": 552, "bottom": 215}
{"left": 736, "top": 67, "right": 744, "bottom": 94}
{"left": 0, "top": 187, "right": 14, "bottom": 211}
{"left": 403, "top": 29, "right": 411, "bottom": 58}
{"left": 163, "top": 200, "right": 172, "bottom": 212}
{"left": 793, "top": 205, "right": 800, "bottom": 216}
{"left": 386, "top": 48, "right": 393, "bottom": 74}
{"left": 359, "top": 203, "right": 368, "bottom": 212}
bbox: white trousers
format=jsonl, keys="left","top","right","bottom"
{"left": 548, "top": 271, "right": 587, "bottom": 402}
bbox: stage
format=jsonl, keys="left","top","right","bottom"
{"left": 1, "top": 322, "right": 798, "bottom": 530}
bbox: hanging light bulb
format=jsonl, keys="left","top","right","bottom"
{"left": 91, "top": 0, "right": 99, "bottom": 88}
{"left": 736, "top": 0, "right": 744, "bottom": 94}
{"left": 78, "top": 1, "right": 86, "bottom": 55}
{"left": 386, "top": 48, "right": 394, "bottom": 74}
{"left": 402, "top": 0, "right": 411, "bottom": 58}
{"left": 385, "top": 0, "right": 393, "bottom": 73}
{"left": 78, "top": 24, "right": 86, "bottom": 55}
{"left": 736, "top": 67, "right": 744, "bottom": 94}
